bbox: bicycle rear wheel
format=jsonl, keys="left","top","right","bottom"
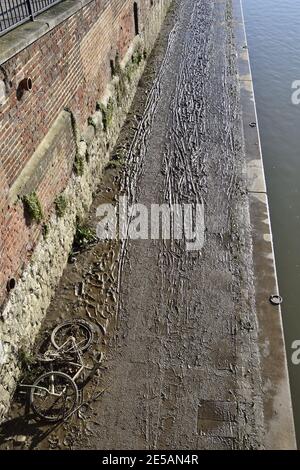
{"left": 30, "top": 371, "right": 78, "bottom": 422}
{"left": 51, "top": 319, "right": 94, "bottom": 353}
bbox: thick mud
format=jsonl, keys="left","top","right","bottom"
{"left": 0, "top": 0, "right": 265, "bottom": 450}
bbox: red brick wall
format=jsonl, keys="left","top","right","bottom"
{"left": 0, "top": 0, "right": 155, "bottom": 307}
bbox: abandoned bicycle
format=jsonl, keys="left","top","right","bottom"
{"left": 19, "top": 319, "right": 103, "bottom": 422}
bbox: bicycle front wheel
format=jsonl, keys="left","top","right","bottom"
{"left": 51, "top": 319, "right": 94, "bottom": 353}
{"left": 30, "top": 371, "right": 78, "bottom": 422}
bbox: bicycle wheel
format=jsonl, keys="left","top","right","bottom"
{"left": 30, "top": 371, "right": 78, "bottom": 422}
{"left": 51, "top": 319, "right": 94, "bottom": 353}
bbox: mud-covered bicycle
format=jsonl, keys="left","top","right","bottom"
{"left": 19, "top": 319, "right": 103, "bottom": 422}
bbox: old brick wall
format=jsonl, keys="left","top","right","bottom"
{"left": 0, "top": 0, "right": 164, "bottom": 308}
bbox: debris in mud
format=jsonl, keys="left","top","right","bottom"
{"left": 14, "top": 435, "right": 26, "bottom": 444}
{"left": 75, "top": 281, "right": 85, "bottom": 297}
{"left": 14, "top": 319, "right": 105, "bottom": 428}
{"left": 269, "top": 294, "right": 283, "bottom": 305}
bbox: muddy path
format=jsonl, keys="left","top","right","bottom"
{"left": 0, "top": 0, "right": 265, "bottom": 450}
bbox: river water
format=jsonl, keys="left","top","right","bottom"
{"left": 242, "top": 0, "right": 300, "bottom": 446}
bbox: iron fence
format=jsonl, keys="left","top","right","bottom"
{"left": 0, "top": 0, "right": 63, "bottom": 36}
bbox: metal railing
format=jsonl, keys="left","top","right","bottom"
{"left": 0, "top": 0, "right": 63, "bottom": 37}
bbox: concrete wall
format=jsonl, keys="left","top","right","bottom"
{"left": 0, "top": 0, "right": 172, "bottom": 420}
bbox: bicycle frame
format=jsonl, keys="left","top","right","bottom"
{"left": 19, "top": 336, "right": 91, "bottom": 392}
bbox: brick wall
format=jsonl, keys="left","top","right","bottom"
{"left": 0, "top": 0, "right": 161, "bottom": 308}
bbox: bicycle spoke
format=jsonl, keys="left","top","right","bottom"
{"left": 30, "top": 372, "right": 78, "bottom": 421}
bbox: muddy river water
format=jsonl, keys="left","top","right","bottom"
{"left": 243, "top": 0, "right": 300, "bottom": 447}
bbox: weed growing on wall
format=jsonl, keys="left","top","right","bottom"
{"left": 54, "top": 195, "right": 68, "bottom": 218}
{"left": 23, "top": 192, "right": 44, "bottom": 224}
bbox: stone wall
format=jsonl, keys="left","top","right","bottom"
{"left": 0, "top": 0, "right": 172, "bottom": 421}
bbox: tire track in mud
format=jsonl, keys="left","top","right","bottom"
{"left": 163, "top": 1, "right": 211, "bottom": 208}
{"left": 69, "top": 0, "right": 265, "bottom": 451}
{"left": 113, "top": 0, "right": 264, "bottom": 450}
{"left": 155, "top": 0, "right": 264, "bottom": 450}
{"left": 115, "top": 14, "right": 179, "bottom": 331}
